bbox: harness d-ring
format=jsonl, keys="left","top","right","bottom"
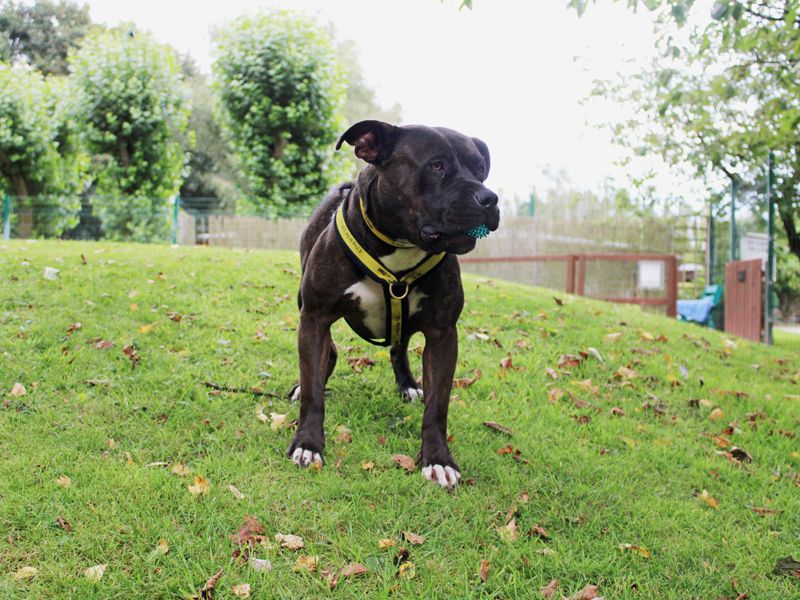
{"left": 389, "top": 282, "right": 409, "bottom": 300}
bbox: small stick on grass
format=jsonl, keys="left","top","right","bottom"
{"left": 203, "top": 381, "right": 279, "bottom": 398}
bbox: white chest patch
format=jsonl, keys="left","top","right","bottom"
{"left": 380, "top": 247, "right": 427, "bottom": 272}
{"left": 345, "top": 277, "right": 427, "bottom": 339}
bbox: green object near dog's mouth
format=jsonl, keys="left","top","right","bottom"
{"left": 464, "top": 224, "right": 491, "bottom": 239}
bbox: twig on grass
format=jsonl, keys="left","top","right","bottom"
{"left": 203, "top": 381, "right": 279, "bottom": 398}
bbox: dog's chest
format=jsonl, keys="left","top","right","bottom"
{"left": 344, "top": 248, "right": 428, "bottom": 339}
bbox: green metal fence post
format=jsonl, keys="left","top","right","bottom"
{"left": 764, "top": 151, "right": 775, "bottom": 345}
{"left": 707, "top": 201, "right": 715, "bottom": 286}
{"left": 172, "top": 195, "right": 180, "bottom": 245}
{"left": 2, "top": 194, "right": 10, "bottom": 240}
{"left": 729, "top": 177, "right": 738, "bottom": 262}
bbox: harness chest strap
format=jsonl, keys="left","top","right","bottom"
{"left": 334, "top": 200, "right": 445, "bottom": 347}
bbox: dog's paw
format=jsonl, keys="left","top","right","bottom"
{"left": 400, "top": 386, "right": 423, "bottom": 402}
{"left": 288, "top": 384, "right": 301, "bottom": 402}
{"left": 290, "top": 447, "right": 323, "bottom": 468}
{"left": 421, "top": 464, "right": 461, "bottom": 490}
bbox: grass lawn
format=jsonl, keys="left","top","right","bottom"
{"left": 1, "top": 240, "right": 799, "bottom": 599}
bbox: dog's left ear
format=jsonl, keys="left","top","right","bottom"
{"left": 336, "top": 120, "right": 398, "bottom": 165}
{"left": 472, "top": 137, "right": 491, "bottom": 181}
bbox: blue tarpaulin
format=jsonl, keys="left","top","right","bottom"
{"left": 677, "top": 297, "right": 715, "bottom": 324}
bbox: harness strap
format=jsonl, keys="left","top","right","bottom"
{"left": 334, "top": 197, "right": 445, "bottom": 347}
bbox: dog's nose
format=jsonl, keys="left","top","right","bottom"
{"left": 475, "top": 189, "right": 498, "bottom": 208}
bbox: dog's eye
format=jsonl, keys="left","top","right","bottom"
{"left": 429, "top": 160, "right": 444, "bottom": 172}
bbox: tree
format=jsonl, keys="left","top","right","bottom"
{"left": 0, "top": 63, "right": 87, "bottom": 236}
{"left": 213, "top": 10, "right": 349, "bottom": 217}
{"left": 571, "top": 0, "right": 800, "bottom": 267}
{"left": 0, "top": 0, "right": 92, "bottom": 76}
{"left": 69, "top": 27, "right": 189, "bottom": 241}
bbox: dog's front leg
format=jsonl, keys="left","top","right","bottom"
{"left": 419, "top": 325, "right": 461, "bottom": 489}
{"left": 287, "top": 309, "right": 332, "bottom": 467}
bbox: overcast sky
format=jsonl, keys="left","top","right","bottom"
{"left": 84, "top": 0, "right": 678, "bottom": 207}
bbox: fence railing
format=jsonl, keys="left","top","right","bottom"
{"left": 461, "top": 253, "right": 678, "bottom": 316}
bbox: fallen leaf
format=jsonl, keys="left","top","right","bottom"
{"left": 56, "top": 516, "right": 73, "bottom": 532}
{"left": 618, "top": 543, "right": 651, "bottom": 558}
{"left": 347, "top": 356, "right": 376, "bottom": 372}
{"left": 527, "top": 524, "right": 550, "bottom": 539}
{"left": 84, "top": 564, "right": 107, "bottom": 582}
{"left": 499, "top": 518, "right": 519, "bottom": 541}
{"left": 94, "top": 339, "right": 113, "bottom": 350}
{"left": 14, "top": 566, "right": 38, "bottom": 581}
{"left": 545, "top": 367, "right": 559, "bottom": 380}
{"left": 335, "top": 425, "right": 353, "bottom": 444}
{"left": 700, "top": 489, "right": 719, "bottom": 509}
{"left": 66, "top": 322, "right": 82, "bottom": 335}
{"left": 293, "top": 555, "right": 319, "bottom": 572}
{"left": 341, "top": 562, "right": 369, "bottom": 578}
{"left": 398, "top": 561, "right": 416, "bottom": 579}
{"left": 248, "top": 556, "right": 271, "bottom": 572}
{"left": 403, "top": 531, "right": 426, "bottom": 545}
{"left": 610, "top": 407, "right": 625, "bottom": 417}
{"left": 615, "top": 366, "right": 637, "bottom": 380}
{"left": 547, "top": 387, "right": 565, "bottom": 403}
{"left": 156, "top": 538, "right": 170, "bottom": 555}
{"left": 269, "top": 412, "right": 288, "bottom": 431}
{"left": 139, "top": 323, "right": 155, "bottom": 334}
{"left": 748, "top": 505, "right": 782, "bottom": 515}
{"left": 228, "top": 484, "right": 245, "bottom": 500}
{"left": 604, "top": 332, "right": 622, "bottom": 342}
{"left": 230, "top": 516, "right": 265, "bottom": 558}
{"left": 231, "top": 583, "right": 251, "bottom": 599}
{"left": 392, "top": 454, "right": 416, "bottom": 473}
{"left": 171, "top": 463, "right": 191, "bottom": 477}
{"left": 56, "top": 475, "right": 71, "bottom": 488}
{"left": 540, "top": 578, "right": 559, "bottom": 599}
{"left": 361, "top": 461, "right": 375, "bottom": 471}
{"left": 479, "top": 559, "right": 490, "bottom": 582}
{"left": 122, "top": 345, "right": 140, "bottom": 368}
{"left": 453, "top": 369, "right": 482, "bottom": 388}
{"left": 585, "top": 347, "right": 605, "bottom": 364}
{"left": 567, "top": 583, "right": 602, "bottom": 600}
{"left": 483, "top": 421, "right": 513, "bottom": 436}
{"left": 11, "top": 382, "right": 27, "bottom": 397}
{"left": 43, "top": 266, "right": 59, "bottom": 280}
{"left": 558, "top": 354, "right": 582, "bottom": 369}
{"left": 275, "top": 533, "right": 304, "bottom": 550}
{"left": 378, "top": 539, "right": 396, "bottom": 549}
{"left": 708, "top": 408, "right": 725, "bottom": 421}
{"left": 196, "top": 568, "right": 223, "bottom": 599}
{"left": 188, "top": 476, "right": 210, "bottom": 496}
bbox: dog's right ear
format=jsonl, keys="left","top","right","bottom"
{"left": 336, "top": 120, "right": 398, "bottom": 165}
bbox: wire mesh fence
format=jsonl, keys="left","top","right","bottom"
{"left": 2, "top": 194, "right": 711, "bottom": 300}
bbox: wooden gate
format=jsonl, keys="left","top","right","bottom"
{"left": 724, "top": 259, "right": 762, "bottom": 341}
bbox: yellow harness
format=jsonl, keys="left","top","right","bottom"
{"left": 334, "top": 196, "right": 446, "bottom": 347}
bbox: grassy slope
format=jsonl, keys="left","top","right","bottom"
{"left": 1, "top": 240, "right": 798, "bottom": 600}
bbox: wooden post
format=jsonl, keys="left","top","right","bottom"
{"left": 566, "top": 254, "right": 576, "bottom": 294}
{"left": 576, "top": 255, "right": 586, "bottom": 296}
{"left": 666, "top": 255, "right": 678, "bottom": 317}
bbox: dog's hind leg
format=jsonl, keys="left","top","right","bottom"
{"left": 391, "top": 337, "right": 423, "bottom": 402}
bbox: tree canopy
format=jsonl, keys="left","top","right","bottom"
{"left": 213, "top": 10, "right": 348, "bottom": 217}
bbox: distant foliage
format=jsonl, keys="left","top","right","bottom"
{"left": 0, "top": 63, "right": 87, "bottom": 235}
{"left": 213, "top": 11, "right": 348, "bottom": 217}
{"left": 69, "top": 27, "right": 189, "bottom": 241}
{"left": 0, "top": 0, "right": 92, "bottom": 76}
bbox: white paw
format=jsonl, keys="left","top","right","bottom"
{"left": 291, "top": 447, "right": 322, "bottom": 468}
{"left": 401, "top": 386, "right": 424, "bottom": 402}
{"left": 421, "top": 464, "right": 461, "bottom": 489}
{"left": 289, "top": 385, "right": 301, "bottom": 402}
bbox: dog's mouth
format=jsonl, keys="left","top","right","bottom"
{"left": 420, "top": 225, "right": 487, "bottom": 254}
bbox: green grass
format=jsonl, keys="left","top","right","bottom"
{"left": 1, "top": 240, "right": 799, "bottom": 599}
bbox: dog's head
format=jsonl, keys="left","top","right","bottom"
{"left": 337, "top": 120, "right": 500, "bottom": 254}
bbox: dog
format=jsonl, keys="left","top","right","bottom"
{"left": 288, "top": 120, "right": 500, "bottom": 489}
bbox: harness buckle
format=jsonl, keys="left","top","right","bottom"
{"left": 388, "top": 282, "right": 409, "bottom": 300}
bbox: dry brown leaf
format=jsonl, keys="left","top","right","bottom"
{"left": 361, "top": 461, "right": 375, "bottom": 471}
{"left": 156, "top": 538, "right": 170, "bottom": 555}
{"left": 398, "top": 561, "right": 416, "bottom": 579}
{"left": 604, "top": 332, "right": 622, "bottom": 342}
{"left": 94, "top": 339, "right": 114, "bottom": 350}
{"left": 341, "top": 562, "right": 369, "bottom": 578}
{"left": 618, "top": 543, "right": 651, "bottom": 558}
{"left": 56, "top": 475, "right": 71, "bottom": 488}
{"left": 378, "top": 538, "right": 396, "bottom": 549}
{"left": 392, "top": 454, "right": 416, "bottom": 473}
{"left": 230, "top": 516, "right": 265, "bottom": 550}
{"left": 403, "top": 531, "right": 425, "bottom": 545}
{"left": 347, "top": 356, "right": 376, "bottom": 372}
{"left": 483, "top": 421, "right": 513, "bottom": 436}
{"left": 122, "top": 345, "right": 140, "bottom": 368}
{"left": 14, "top": 566, "right": 38, "bottom": 581}
{"left": 335, "top": 425, "right": 353, "bottom": 444}
{"left": 188, "top": 476, "right": 211, "bottom": 496}
{"left": 248, "top": 556, "right": 271, "bottom": 572}
{"left": 610, "top": 407, "right": 625, "bottom": 417}
{"left": 275, "top": 533, "right": 304, "bottom": 550}
{"left": 293, "top": 555, "right": 319, "bottom": 572}
{"left": 11, "top": 382, "right": 27, "bottom": 397}
{"left": 499, "top": 517, "right": 519, "bottom": 541}
{"left": 269, "top": 412, "right": 288, "bottom": 430}
{"left": 558, "top": 354, "right": 583, "bottom": 368}
{"left": 228, "top": 484, "right": 245, "bottom": 500}
{"left": 171, "top": 463, "right": 191, "bottom": 477}
{"left": 196, "top": 568, "right": 223, "bottom": 599}
{"left": 479, "top": 559, "right": 490, "bottom": 582}
{"left": 567, "top": 583, "right": 601, "bottom": 600}
{"left": 527, "top": 524, "right": 550, "bottom": 539}
{"left": 540, "top": 578, "right": 559, "bottom": 599}
{"left": 231, "top": 583, "right": 251, "bottom": 599}
{"left": 547, "top": 387, "right": 565, "bottom": 403}
{"left": 56, "top": 516, "right": 73, "bottom": 532}
{"left": 545, "top": 368, "right": 559, "bottom": 381}
{"left": 84, "top": 564, "right": 107, "bottom": 582}
{"left": 708, "top": 408, "right": 725, "bottom": 421}
{"left": 700, "top": 489, "right": 719, "bottom": 509}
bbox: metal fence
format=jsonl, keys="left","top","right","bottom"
{"left": 2, "top": 194, "right": 706, "bottom": 301}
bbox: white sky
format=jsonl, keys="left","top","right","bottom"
{"left": 84, "top": 0, "right": 679, "bottom": 207}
